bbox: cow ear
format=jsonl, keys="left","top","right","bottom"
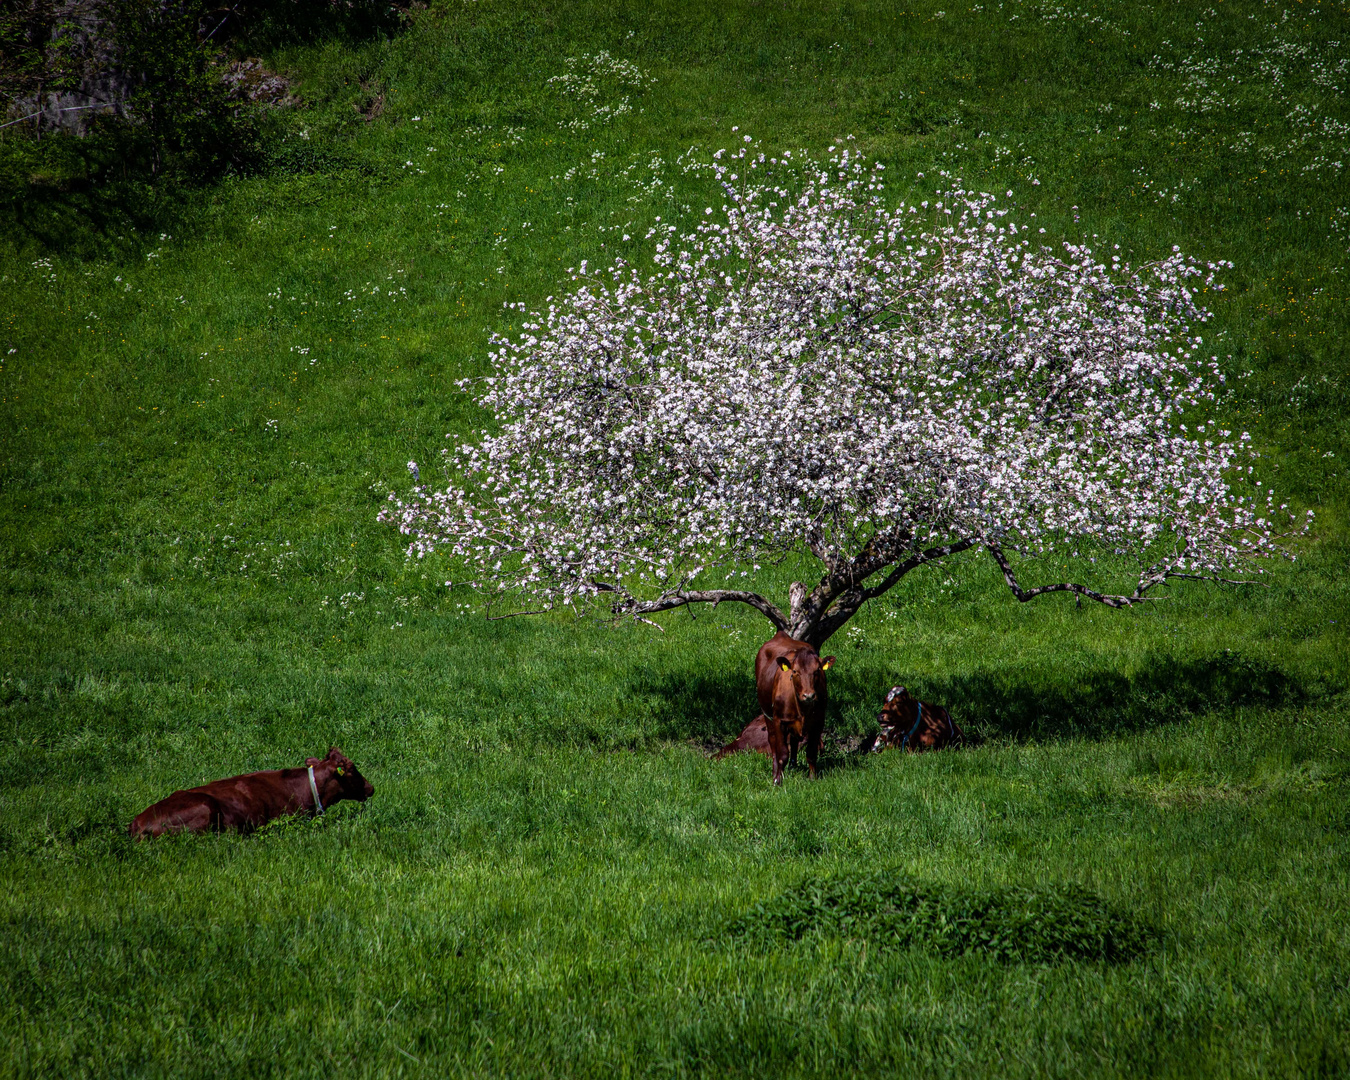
{"left": 306, "top": 757, "right": 321, "bottom": 767}
{"left": 327, "top": 746, "right": 341, "bottom": 759}
{"left": 820, "top": 656, "right": 835, "bottom": 670}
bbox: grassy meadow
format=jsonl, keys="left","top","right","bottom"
{"left": 2, "top": 0, "right": 1349, "bottom": 1075}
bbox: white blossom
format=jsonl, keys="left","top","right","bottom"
{"left": 382, "top": 147, "right": 1305, "bottom": 644}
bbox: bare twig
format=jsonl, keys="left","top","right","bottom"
{"left": 203, "top": 6, "right": 237, "bottom": 41}
{"left": 484, "top": 606, "right": 554, "bottom": 621}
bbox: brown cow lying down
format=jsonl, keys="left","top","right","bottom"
{"left": 716, "top": 715, "right": 772, "bottom": 760}
{"left": 871, "top": 686, "right": 965, "bottom": 753}
{"left": 128, "top": 746, "right": 375, "bottom": 838}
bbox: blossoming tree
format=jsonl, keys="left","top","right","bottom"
{"left": 383, "top": 146, "right": 1303, "bottom": 647}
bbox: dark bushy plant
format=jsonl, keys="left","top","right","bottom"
{"left": 104, "top": 0, "right": 255, "bottom": 179}
{"left": 723, "top": 871, "right": 1160, "bottom": 964}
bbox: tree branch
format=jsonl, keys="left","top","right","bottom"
{"left": 860, "top": 537, "right": 978, "bottom": 602}
{"left": 986, "top": 544, "right": 1157, "bottom": 608}
{"left": 988, "top": 544, "right": 1263, "bottom": 609}
{"left": 1150, "top": 571, "right": 1259, "bottom": 587}
{"left": 796, "top": 537, "right": 978, "bottom": 646}
{"left": 592, "top": 583, "right": 790, "bottom": 632}
{"left": 485, "top": 606, "right": 555, "bottom": 620}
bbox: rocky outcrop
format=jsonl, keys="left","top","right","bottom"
{"left": 218, "top": 58, "right": 296, "bottom": 107}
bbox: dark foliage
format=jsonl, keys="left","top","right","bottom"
{"left": 217, "top": 0, "right": 401, "bottom": 55}
{"left": 723, "top": 871, "right": 1160, "bottom": 964}
{"left": 0, "top": 0, "right": 397, "bottom": 201}
{"left": 102, "top": 0, "right": 250, "bottom": 178}
{"left": 0, "top": 0, "right": 103, "bottom": 132}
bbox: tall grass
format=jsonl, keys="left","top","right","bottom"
{"left": 2, "top": 0, "right": 1348, "bottom": 1075}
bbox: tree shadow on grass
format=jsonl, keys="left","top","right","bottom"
{"left": 633, "top": 668, "right": 759, "bottom": 748}
{"left": 919, "top": 651, "right": 1312, "bottom": 742}
{"left": 637, "top": 649, "right": 1319, "bottom": 752}
{"left": 0, "top": 172, "right": 162, "bottom": 260}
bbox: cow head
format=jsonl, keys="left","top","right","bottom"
{"left": 879, "top": 685, "right": 915, "bottom": 727}
{"left": 307, "top": 746, "right": 376, "bottom": 801}
{"left": 776, "top": 647, "right": 835, "bottom": 705}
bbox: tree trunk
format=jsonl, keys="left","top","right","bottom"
{"left": 787, "top": 579, "right": 866, "bottom": 648}
{"left": 788, "top": 582, "right": 811, "bottom": 640}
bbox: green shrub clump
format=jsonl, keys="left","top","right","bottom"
{"left": 724, "top": 872, "right": 1160, "bottom": 964}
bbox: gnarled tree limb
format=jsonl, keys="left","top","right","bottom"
{"left": 987, "top": 544, "right": 1263, "bottom": 610}
{"left": 593, "top": 583, "right": 791, "bottom": 632}
{"left": 987, "top": 544, "right": 1156, "bottom": 608}
{"left": 789, "top": 537, "right": 979, "bottom": 645}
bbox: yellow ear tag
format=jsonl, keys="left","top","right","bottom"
{"left": 779, "top": 660, "right": 792, "bottom": 672}
{"left": 336, "top": 767, "right": 345, "bottom": 776}
{"left": 822, "top": 659, "right": 833, "bottom": 670}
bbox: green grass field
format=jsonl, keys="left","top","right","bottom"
{"left": 2, "top": 0, "right": 1349, "bottom": 1075}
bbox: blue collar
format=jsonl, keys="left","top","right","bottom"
{"left": 903, "top": 700, "right": 924, "bottom": 750}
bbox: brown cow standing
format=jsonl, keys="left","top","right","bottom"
{"left": 871, "top": 686, "right": 964, "bottom": 753}
{"left": 128, "top": 746, "right": 375, "bottom": 838}
{"left": 755, "top": 631, "right": 835, "bottom": 785}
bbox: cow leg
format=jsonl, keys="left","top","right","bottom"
{"left": 805, "top": 727, "right": 823, "bottom": 779}
{"left": 765, "top": 718, "right": 789, "bottom": 787}
{"left": 788, "top": 733, "right": 800, "bottom": 769}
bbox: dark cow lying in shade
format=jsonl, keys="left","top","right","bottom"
{"left": 755, "top": 631, "right": 835, "bottom": 785}
{"left": 129, "top": 746, "right": 374, "bottom": 838}
{"left": 871, "top": 686, "right": 965, "bottom": 753}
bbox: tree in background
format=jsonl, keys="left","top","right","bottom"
{"left": 108, "top": 0, "right": 236, "bottom": 177}
{"left": 0, "top": 0, "right": 239, "bottom": 178}
{"left": 383, "top": 144, "right": 1308, "bottom": 647}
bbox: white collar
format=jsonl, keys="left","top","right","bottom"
{"left": 308, "top": 766, "right": 325, "bottom": 814}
